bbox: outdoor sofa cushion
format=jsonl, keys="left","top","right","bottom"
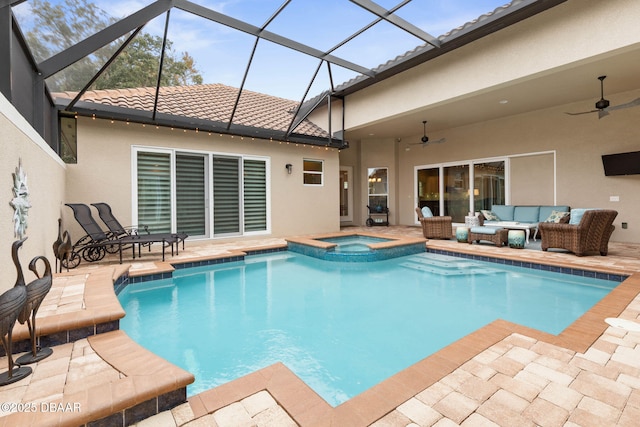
{"left": 421, "top": 206, "right": 434, "bottom": 218}
{"left": 484, "top": 205, "right": 570, "bottom": 226}
{"left": 544, "top": 210, "right": 571, "bottom": 223}
{"left": 480, "top": 210, "right": 500, "bottom": 221}
{"left": 569, "top": 208, "right": 596, "bottom": 225}
{"left": 470, "top": 226, "right": 499, "bottom": 235}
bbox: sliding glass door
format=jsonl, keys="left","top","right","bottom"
{"left": 416, "top": 168, "right": 440, "bottom": 216}
{"left": 137, "top": 151, "right": 172, "bottom": 233}
{"left": 244, "top": 160, "right": 268, "bottom": 231}
{"left": 416, "top": 159, "right": 506, "bottom": 223}
{"left": 473, "top": 162, "right": 505, "bottom": 213}
{"left": 443, "top": 165, "right": 470, "bottom": 223}
{"left": 176, "top": 154, "right": 207, "bottom": 236}
{"left": 213, "top": 156, "right": 241, "bottom": 236}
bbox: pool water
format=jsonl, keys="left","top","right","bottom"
{"left": 319, "top": 235, "right": 390, "bottom": 252}
{"left": 118, "top": 252, "right": 618, "bottom": 406}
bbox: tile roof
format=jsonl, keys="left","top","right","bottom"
{"left": 53, "top": 84, "right": 329, "bottom": 138}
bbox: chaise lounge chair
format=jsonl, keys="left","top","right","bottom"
{"left": 415, "top": 207, "right": 453, "bottom": 239}
{"left": 65, "top": 203, "right": 178, "bottom": 266}
{"left": 539, "top": 209, "right": 617, "bottom": 256}
{"left": 91, "top": 202, "right": 188, "bottom": 250}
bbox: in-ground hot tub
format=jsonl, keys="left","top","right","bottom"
{"left": 286, "top": 232, "right": 426, "bottom": 262}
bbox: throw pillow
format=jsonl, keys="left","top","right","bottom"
{"left": 421, "top": 206, "right": 433, "bottom": 218}
{"left": 480, "top": 210, "right": 500, "bottom": 221}
{"left": 544, "top": 210, "right": 571, "bottom": 223}
{"left": 569, "top": 208, "right": 595, "bottom": 225}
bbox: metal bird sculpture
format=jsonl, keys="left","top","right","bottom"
{"left": 0, "top": 239, "right": 32, "bottom": 385}
{"left": 16, "top": 255, "right": 54, "bottom": 364}
{"left": 53, "top": 218, "right": 73, "bottom": 273}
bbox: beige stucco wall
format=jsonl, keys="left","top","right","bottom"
{"left": 64, "top": 118, "right": 340, "bottom": 242}
{"left": 347, "top": 87, "right": 640, "bottom": 242}
{"left": 343, "top": 0, "right": 640, "bottom": 129}
{"left": 333, "top": 0, "right": 640, "bottom": 243}
{"left": 1, "top": 94, "right": 66, "bottom": 293}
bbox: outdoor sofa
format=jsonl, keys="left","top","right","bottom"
{"left": 478, "top": 205, "right": 571, "bottom": 230}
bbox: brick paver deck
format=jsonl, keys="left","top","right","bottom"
{"left": 2, "top": 226, "right": 639, "bottom": 426}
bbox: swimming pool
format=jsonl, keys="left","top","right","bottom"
{"left": 118, "top": 251, "right": 619, "bottom": 406}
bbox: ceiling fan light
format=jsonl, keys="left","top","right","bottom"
{"left": 595, "top": 99, "right": 610, "bottom": 110}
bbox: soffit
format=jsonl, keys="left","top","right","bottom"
{"left": 344, "top": 45, "right": 640, "bottom": 140}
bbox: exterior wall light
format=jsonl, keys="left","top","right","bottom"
{"left": 285, "top": 163, "right": 292, "bottom": 174}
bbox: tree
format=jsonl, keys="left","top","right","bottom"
{"left": 25, "top": 0, "right": 203, "bottom": 92}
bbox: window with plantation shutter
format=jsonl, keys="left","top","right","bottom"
{"left": 213, "top": 156, "right": 240, "bottom": 235}
{"left": 176, "top": 154, "right": 206, "bottom": 236}
{"left": 243, "top": 159, "right": 267, "bottom": 231}
{"left": 135, "top": 148, "right": 268, "bottom": 238}
{"left": 137, "top": 151, "right": 171, "bottom": 233}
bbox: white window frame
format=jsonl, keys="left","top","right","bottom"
{"left": 303, "top": 158, "right": 324, "bottom": 186}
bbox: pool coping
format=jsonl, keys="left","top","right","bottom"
{"left": 286, "top": 232, "right": 427, "bottom": 262}
{"left": 5, "top": 265, "right": 128, "bottom": 356}
{"left": 285, "top": 231, "right": 426, "bottom": 251}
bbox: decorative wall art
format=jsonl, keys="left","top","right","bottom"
{"left": 10, "top": 159, "right": 30, "bottom": 239}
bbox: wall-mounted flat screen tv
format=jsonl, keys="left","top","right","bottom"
{"left": 601, "top": 151, "right": 640, "bottom": 176}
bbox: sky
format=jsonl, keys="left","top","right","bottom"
{"left": 13, "top": 0, "right": 510, "bottom": 101}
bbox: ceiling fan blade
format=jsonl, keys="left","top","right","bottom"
{"left": 408, "top": 137, "right": 446, "bottom": 147}
{"left": 598, "top": 109, "right": 610, "bottom": 119}
{"left": 608, "top": 97, "right": 640, "bottom": 111}
{"left": 565, "top": 110, "right": 598, "bottom": 116}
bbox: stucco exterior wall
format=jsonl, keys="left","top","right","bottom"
{"left": 63, "top": 118, "right": 340, "bottom": 242}
{"left": 343, "top": 0, "right": 640, "bottom": 129}
{"left": 353, "top": 87, "right": 640, "bottom": 242}
{"left": 1, "top": 94, "right": 66, "bottom": 293}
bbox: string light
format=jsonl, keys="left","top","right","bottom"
{"left": 94, "top": 116, "right": 338, "bottom": 152}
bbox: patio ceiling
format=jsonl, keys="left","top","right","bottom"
{"left": 346, "top": 44, "right": 640, "bottom": 140}
{"left": 8, "top": 0, "right": 609, "bottom": 146}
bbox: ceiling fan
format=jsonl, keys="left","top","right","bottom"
{"left": 566, "top": 75, "right": 640, "bottom": 119}
{"left": 409, "top": 120, "right": 446, "bottom": 147}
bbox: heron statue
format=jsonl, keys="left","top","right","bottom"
{"left": 53, "top": 218, "right": 72, "bottom": 273}
{"left": 16, "top": 253, "right": 53, "bottom": 364}
{"left": 0, "top": 238, "right": 31, "bottom": 385}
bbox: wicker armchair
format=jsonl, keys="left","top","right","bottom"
{"left": 539, "top": 209, "right": 617, "bottom": 256}
{"left": 415, "top": 207, "right": 453, "bottom": 239}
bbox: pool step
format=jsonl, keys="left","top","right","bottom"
{"left": 400, "top": 254, "right": 503, "bottom": 276}
{"left": 400, "top": 261, "right": 501, "bottom": 276}
{"left": 408, "top": 253, "right": 484, "bottom": 268}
